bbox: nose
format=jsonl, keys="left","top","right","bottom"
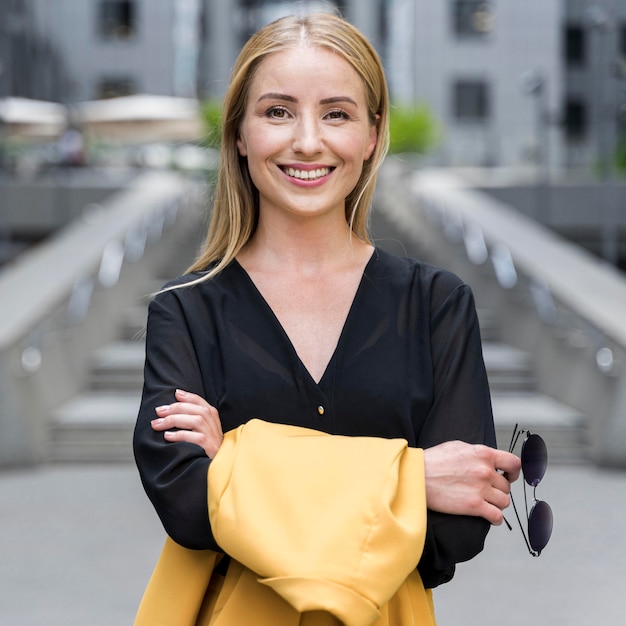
{"left": 292, "top": 115, "right": 323, "bottom": 155}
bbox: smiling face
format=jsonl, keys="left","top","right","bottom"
{"left": 236, "top": 44, "right": 378, "bottom": 225}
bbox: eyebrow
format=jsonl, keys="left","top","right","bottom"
{"left": 257, "top": 93, "right": 358, "bottom": 106}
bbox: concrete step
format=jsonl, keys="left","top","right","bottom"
{"left": 88, "top": 340, "right": 145, "bottom": 391}
{"left": 49, "top": 390, "right": 140, "bottom": 463}
{"left": 482, "top": 341, "right": 536, "bottom": 391}
{"left": 477, "top": 309, "right": 500, "bottom": 342}
{"left": 121, "top": 306, "right": 149, "bottom": 341}
{"left": 491, "top": 390, "right": 589, "bottom": 464}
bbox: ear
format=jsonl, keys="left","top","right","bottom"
{"left": 237, "top": 133, "right": 247, "bottom": 157}
{"left": 364, "top": 114, "right": 379, "bottom": 161}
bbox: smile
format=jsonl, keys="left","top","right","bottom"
{"left": 281, "top": 166, "right": 333, "bottom": 181}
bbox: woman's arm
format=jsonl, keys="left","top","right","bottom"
{"left": 133, "top": 290, "right": 222, "bottom": 550}
{"left": 416, "top": 274, "right": 519, "bottom": 587}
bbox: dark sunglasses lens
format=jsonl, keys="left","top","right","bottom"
{"left": 521, "top": 433, "right": 547, "bottom": 487}
{"left": 528, "top": 500, "right": 553, "bottom": 554}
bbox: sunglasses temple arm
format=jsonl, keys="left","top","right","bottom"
{"left": 508, "top": 423, "right": 518, "bottom": 452}
{"left": 510, "top": 492, "right": 538, "bottom": 557}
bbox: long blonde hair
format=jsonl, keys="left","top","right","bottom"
{"left": 187, "top": 12, "right": 390, "bottom": 279}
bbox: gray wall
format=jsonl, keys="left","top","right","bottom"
{"left": 30, "top": 0, "right": 179, "bottom": 102}
{"left": 387, "top": 0, "right": 564, "bottom": 169}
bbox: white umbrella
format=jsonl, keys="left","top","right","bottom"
{"left": 0, "top": 97, "right": 66, "bottom": 138}
{"left": 75, "top": 94, "right": 205, "bottom": 142}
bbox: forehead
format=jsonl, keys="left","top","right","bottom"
{"left": 248, "top": 45, "right": 366, "bottom": 100}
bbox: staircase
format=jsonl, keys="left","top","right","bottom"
{"left": 48, "top": 290, "right": 588, "bottom": 465}
{"left": 478, "top": 312, "right": 588, "bottom": 462}
{"left": 49, "top": 302, "right": 148, "bottom": 463}
{"left": 48, "top": 207, "right": 589, "bottom": 464}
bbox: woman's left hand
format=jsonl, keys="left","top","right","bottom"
{"left": 151, "top": 389, "right": 224, "bottom": 458}
{"left": 423, "top": 440, "right": 521, "bottom": 526}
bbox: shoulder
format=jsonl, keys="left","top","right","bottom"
{"left": 369, "top": 247, "right": 467, "bottom": 296}
{"left": 147, "top": 262, "right": 244, "bottom": 325}
{"left": 368, "top": 248, "right": 476, "bottom": 321}
{"left": 153, "top": 262, "right": 239, "bottom": 302}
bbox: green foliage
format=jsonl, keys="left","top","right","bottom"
{"left": 388, "top": 104, "right": 438, "bottom": 155}
{"left": 201, "top": 99, "right": 223, "bottom": 148}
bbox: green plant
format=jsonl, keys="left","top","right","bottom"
{"left": 201, "top": 99, "right": 223, "bottom": 148}
{"left": 388, "top": 104, "right": 438, "bottom": 155}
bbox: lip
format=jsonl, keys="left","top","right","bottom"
{"left": 278, "top": 164, "right": 335, "bottom": 186}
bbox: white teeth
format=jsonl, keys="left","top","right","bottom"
{"left": 285, "top": 167, "right": 330, "bottom": 180}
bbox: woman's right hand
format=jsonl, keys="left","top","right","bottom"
{"left": 423, "top": 440, "right": 521, "bottom": 526}
{"left": 151, "top": 389, "right": 224, "bottom": 459}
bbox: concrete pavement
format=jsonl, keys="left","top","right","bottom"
{"left": 1, "top": 460, "right": 625, "bottom": 625}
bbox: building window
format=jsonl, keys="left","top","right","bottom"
{"left": 97, "top": 77, "right": 136, "bottom": 99}
{"left": 453, "top": 1, "right": 493, "bottom": 38}
{"left": 565, "top": 24, "right": 586, "bottom": 67}
{"left": 564, "top": 99, "right": 587, "bottom": 140}
{"left": 453, "top": 80, "right": 490, "bottom": 121}
{"left": 99, "top": 0, "right": 136, "bottom": 40}
{"left": 620, "top": 25, "right": 626, "bottom": 58}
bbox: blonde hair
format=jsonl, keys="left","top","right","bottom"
{"left": 187, "top": 12, "right": 390, "bottom": 280}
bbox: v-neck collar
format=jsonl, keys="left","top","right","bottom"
{"left": 232, "top": 249, "right": 378, "bottom": 387}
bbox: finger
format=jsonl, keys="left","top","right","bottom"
{"left": 155, "top": 401, "right": 220, "bottom": 425}
{"left": 152, "top": 412, "right": 224, "bottom": 440}
{"left": 485, "top": 485, "right": 511, "bottom": 512}
{"left": 156, "top": 402, "right": 215, "bottom": 419}
{"left": 494, "top": 450, "right": 522, "bottom": 482}
{"left": 491, "top": 471, "right": 512, "bottom": 495}
{"left": 487, "top": 505, "right": 506, "bottom": 526}
{"left": 175, "top": 388, "right": 215, "bottom": 409}
{"left": 152, "top": 414, "right": 204, "bottom": 432}
{"left": 163, "top": 428, "right": 222, "bottom": 459}
{"left": 157, "top": 399, "right": 210, "bottom": 417}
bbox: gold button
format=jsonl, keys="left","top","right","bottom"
{"left": 317, "top": 405, "right": 325, "bottom": 416}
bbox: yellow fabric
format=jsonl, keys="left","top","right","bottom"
{"left": 135, "top": 419, "right": 436, "bottom": 626}
{"left": 134, "top": 538, "right": 219, "bottom": 625}
{"left": 134, "top": 539, "right": 435, "bottom": 626}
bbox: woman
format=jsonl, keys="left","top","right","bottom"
{"left": 134, "top": 12, "right": 520, "bottom": 626}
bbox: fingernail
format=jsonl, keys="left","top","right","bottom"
{"left": 155, "top": 405, "right": 169, "bottom": 413}
{"left": 175, "top": 389, "right": 187, "bottom": 397}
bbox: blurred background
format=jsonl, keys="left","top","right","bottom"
{"left": 0, "top": 0, "right": 625, "bottom": 624}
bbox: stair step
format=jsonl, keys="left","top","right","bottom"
{"left": 477, "top": 309, "right": 499, "bottom": 342}
{"left": 49, "top": 391, "right": 140, "bottom": 463}
{"left": 89, "top": 341, "right": 145, "bottom": 390}
{"left": 482, "top": 342, "right": 536, "bottom": 391}
{"left": 121, "top": 306, "right": 149, "bottom": 341}
{"left": 491, "top": 391, "right": 588, "bottom": 463}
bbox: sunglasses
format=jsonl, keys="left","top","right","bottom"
{"left": 504, "top": 424, "right": 553, "bottom": 556}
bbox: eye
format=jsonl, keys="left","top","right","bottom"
{"left": 265, "top": 106, "right": 290, "bottom": 120}
{"left": 325, "top": 109, "right": 350, "bottom": 121}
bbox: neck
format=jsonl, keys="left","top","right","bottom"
{"left": 239, "top": 213, "right": 371, "bottom": 274}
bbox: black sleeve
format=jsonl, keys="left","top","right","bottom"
{"left": 416, "top": 275, "right": 496, "bottom": 588}
{"left": 133, "top": 288, "right": 220, "bottom": 551}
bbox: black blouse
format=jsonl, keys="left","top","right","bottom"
{"left": 133, "top": 247, "right": 496, "bottom": 588}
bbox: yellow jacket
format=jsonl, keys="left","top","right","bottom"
{"left": 135, "top": 420, "right": 436, "bottom": 626}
